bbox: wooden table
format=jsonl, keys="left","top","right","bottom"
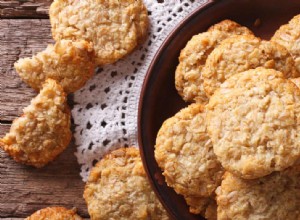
{"left": 0, "top": 1, "right": 89, "bottom": 218}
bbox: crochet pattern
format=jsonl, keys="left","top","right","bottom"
{"left": 72, "top": 0, "right": 207, "bottom": 181}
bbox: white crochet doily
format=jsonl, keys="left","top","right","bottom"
{"left": 72, "top": 0, "right": 207, "bottom": 181}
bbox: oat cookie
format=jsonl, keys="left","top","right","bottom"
{"left": 84, "top": 147, "right": 170, "bottom": 220}
{"left": 207, "top": 68, "right": 300, "bottom": 179}
{"left": 202, "top": 35, "right": 299, "bottom": 97}
{"left": 291, "top": 77, "right": 300, "bottom": 88}
{"left": 175, "top": 20, "right": 253, "bottom": 103}
{"left": 50, "top": 0, "right": 149, "bottom": 65}
{"left": 155, "top": 103, "right": 223, "bottom": 215}
{"left": 207, "top": 19, "right": 252, "bottom": 33}
{"left": 0, "top": 79, "right": 71, "bottom": 167}
{"left": 216, "top": 166, "right": 300, "bottom": 220}
{"left": 271, "top": 15, "right": 300, "bottom": 72}
{"left": 25, "top": 207, "right": 82, "bottom": 220}
{"left": 15, "top": 40, "right": 95, "bottom": 94}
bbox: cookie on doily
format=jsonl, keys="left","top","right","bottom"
{"left": 155, "top": 103, "right": 223, "bottom": 217}
{"left": 50, "top": 0, "right": 149, "bottom": 65}
{"left": 175, "top": 20, "right": 253, "bottom": 103}
{"left": 15, "top": 40, "right": 95, "bottom": 94}
{"left": 271, "top": 15, "right": 300, "bottom": 72}
{"left": 84, "top": 147, "right": 170, "bottom": 220}
{"left": 0, "top": 79, "right": 71, "bottom": 168}
{"left": 216, "top": 164, "right": 300, "bottom": 220}
{"left": 202, "top": 35, "right": 299, "bottom": 97}
{"left": 206, "top": 68, "right": 300, "bottom": 179}
{"left": 70, "top": 0, "right": 208, "bottom": 180}
{"left": 25, "top": 207, "right": 82, "bottom": 220}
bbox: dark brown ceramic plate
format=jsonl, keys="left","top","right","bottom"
{"left": 138, "top": 0, "right": 300, "bottom": 219}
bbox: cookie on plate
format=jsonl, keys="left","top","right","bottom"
{"left": 207, "top": 19, "right": 252, "bottom": 33}
{"left": 25, "top": 207, "right": 82, "bottom": 220}
{"left": 216, "top": 165, "right": 300, "bottom": 220}
{"left": 202, "top": 35, "right": 299, "bottom": 97}
{"left": 271, "top": 15, "right": 300, "bottom": 72}
{"left": 84, "top": 147, "right": 170, "bottom": 220}
{"left": 206, "top": 68, "right": 300, "bottom": 179}
{"left": 0, "top": 79, "right": 71, "bottom": 167}
{"left": 155, "top": 103, "right": 223, "bottom": 216}
{"left": 50, "top": 0, "right": 149, "bottom": 65}
{"left": 15, "top": 40, "right": 95, "bottom": 94}
{"left": 175, "top": 20, "right": 253, "bottom": 103}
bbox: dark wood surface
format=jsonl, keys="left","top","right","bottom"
{"left": 0, "top": 1, "right": 89, "bottom": 218}
{"left": 0, "top": 0, "right": 51, "bottom": 18}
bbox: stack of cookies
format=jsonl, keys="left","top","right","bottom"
{"left": 155, "top": 16, "right": 300, "bottom": 219}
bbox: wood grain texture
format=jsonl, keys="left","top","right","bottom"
{"left": 0, "top": 124, "right": 89, "bottom": 218}
{"left": 0, "top": 18, "right": 89, "bottom": 218}
{"left": 0, "top": 19, "right": 53, "bottom": 121}
{"left": 0, "top": 0, "right": 52, "bottom": 18}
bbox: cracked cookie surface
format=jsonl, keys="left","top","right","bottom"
{"left": 207, "top": 68, "right": 300, "bottom": 179}
{"left": 25, "top": 207, "right": 82, "bottom": 220}
{"left": 84, "top": 147, "right": 170, "bottom": 220}
{"left": 15, "top": 40, "right": 95, "bottom": 94}
{"left": 50, "top": 0, "right": 149, "bottom": 65}
{"left": 272, "top": 15, "right": 300, "bottom": 72}
{"left": 202, "top": 35, "right": 299, "bottom": 97}
{"left": 175, "top": 20, "right": 253, "bottom": 103}
{"left": 216, "top": 166, "right": 300, "bottom": 220}
{"left": 155, "top": 103, "right": 223, "bottom": 217}
{"left": 0, "top": 79, "right": 71, "bottom": 167}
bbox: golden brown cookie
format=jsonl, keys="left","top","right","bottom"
{"left": 216, "top": 166, "right": 300, "bottom": 220}
{"left": 155, "top": 103, "right": 223, "bottom": 215}
{"left": 25, "top": 207, "right": 82, "bottom": 220}
{"left": 202, "top": 35, "right": 299, "bottom": 97}
{"left": 175, "top": 20, "right": 253, "bottom": 103}
{"left": 291, "top": 77, "right": 300, "bottom": 88}
{"left": 15, "top": 40, "right": 95, "bottom": 94}
{"left": 50, "top": 0, "right": 149, "bottom": 65}
{"left": 0, "top": 79, "right": 71, "bottom": 167}
{"left": 206, "top": 68, "right": 300, "bottom": 179}
{"left": 207, "top": 19, "right": 252, "bottom": 33}
{"left": 271, "top": 15, "right": 300, "bottom": 72}
{"left": 84, "top": 147, "right": 170, "bottom": 220}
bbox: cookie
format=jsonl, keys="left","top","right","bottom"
{"left": 216, "top": 166, "right": 300, "bottom": 220}
{"left": 202, "top": 35, "right": 299, "bottom": 97}
{"left": 155, "top": 103, "right": 223, "bottom": 215}
{"left": 175, "top": 20, "right": 253, "bottom": 103}
{"left": 207, "top": 19, "right": 252, "bottom": 33}
{"left": 0, "top": 79, "right": 71, "bottom": 167}
{"left": 84, "top": 147, "right": 170, "bottom": 220}
{"left": 271, "top": 15, "right": 300, "bottom": 72}
{"left": 50, "top": 0, "right": 149, "bottom": 65}
{"left": 25, "top": 207, "right": 82, "bottom": 220}
{"left": 15, "top": 40, "right": 95, "bottom": 94}
{"left": 291, "top": 77, "right": 300, "bottom": 88}
{"left": 206, "top": 68, "right": 300, "bottom": 179}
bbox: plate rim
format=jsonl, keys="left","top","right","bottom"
{"left": 137, "top": 0, "right": 220, "bottom": 219}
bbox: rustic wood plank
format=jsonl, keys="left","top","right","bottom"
{"left": 0, "top": 124, "right": 89, "bottom": 218}
{"left": 0, "top": 19, "right": 89, "bottom": 218}
{"left": 0, "top": 19, "right": 53, "bottom": 121}
{"left": 0, "top": 0, "right": 52, "bottom": 18}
